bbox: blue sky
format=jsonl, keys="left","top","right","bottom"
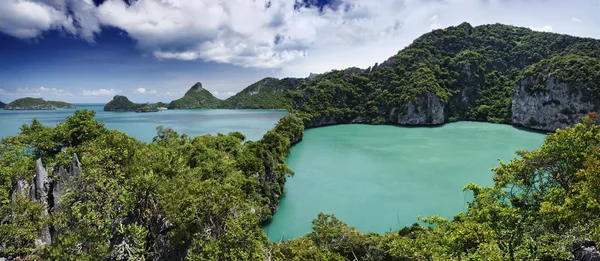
{"left": 0, "top": 0, "right": 599, "bottom": 103}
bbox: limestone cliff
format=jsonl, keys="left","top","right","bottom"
{"left": 512, "top": 77, "right": 599, "bottom": 131}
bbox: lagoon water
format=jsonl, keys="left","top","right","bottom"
{"left": 0, "top": 106, "right": 547, "bottom": 241}
{"left": 264, "top": 123, "right": 546, "bottom": 240}
{"left": 0, "top": 104, "right": 288, "bottom": 142}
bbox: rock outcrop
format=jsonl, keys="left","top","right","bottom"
{"left": 8, "top": 154, "right": 83, "bottom": 248}
{"left": 512, "top": 77, "right": 599, "bottom": 132}
{"left": 34, "top": 158, "right": 52, "bottom": 246}
{"left": 571, "top": 239, "right": 600, "bottom": 261}
{"left": 396, "top": 93, "right": 445, "bottom": 125}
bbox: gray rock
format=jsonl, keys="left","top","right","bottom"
{"left": 512, "top": 77, "right": 599, "bottom": 132}
{"left": 397, "top": 93, "right": 445, "bottom": 125}
{"left": 34, "top": 158, "right": 52, "bottom": 246}
{"left": 571, "top": 239, "right": 600, "bottom": 261}
{"left": 10, "top": 178, "right": 31, "bottom": 201}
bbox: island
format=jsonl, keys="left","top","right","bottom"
{"left": 167, "top": 82, "right": 223, "bottom": 109}
{"left": 3, "top": 97, "right": 75, "bottom": 110}
{"left": 0, "top": 101, "right": 5, "bottom": 108}
{"left": 103, "top": 95, "right": 161, "bottom": 113}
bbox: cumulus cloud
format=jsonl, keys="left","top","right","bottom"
{"left": 0, "top": 0, "right": 99, "bottom": 41}
{"left": 81, "top": 88, "right": 121, "bottom": 96}
{"left": 94, "top": 0, "right": 405, "bottom": 68}
{"left": 528, "top": 25, "right": 553, "bottom": 32}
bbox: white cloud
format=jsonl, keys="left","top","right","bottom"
{"left": 81, "top": 88, "right": 122, "bottom": 96}
{"left": 135, "top": 87, "right": 158, "bottom": 94}
{"left": 0, "top": 0, "right": 99, "bottom": 41}
{"left": 528, "top": 25, "right": 553, "bottom": 32}
{"left": 95, "top": 0, "right": 404, "bottom": 68}
{"left": 572, "top": 17, "right": 584, "bottom": 23}
{"left": 211, "top": 90, "right": 236, "bottom": 99}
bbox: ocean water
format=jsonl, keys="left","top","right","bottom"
{"left": 0, "top": 104, "right": 288, "bottom": 142}
{"left": 264, "top": 123, "right": 546, "bottom": 240}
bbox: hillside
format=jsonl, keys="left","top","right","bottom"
{"left": 222, "top": 78, "right": 301, "bottom": 109}
{"left": 228, "top": 23, "right": 600, "bottom": 131}
{"left": 104, "top": 95, "right": 159, "bottom": 112}
{"left": 0, "top": 101, "right": 5, "bottom": 108}
{"left": 168, "top": 82, "right": 223, "bottom": 109}
{"left": 4, "top": 97, "right": 75, "bottom": 110}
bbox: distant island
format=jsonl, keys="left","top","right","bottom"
{"left": 104, "top": 95, "right": 164, "bottom": 113}
{"left": 167, "top": 82, "right": 223, "bottom": 109}
{"left": 0, "top": 101, "right": 5, "bottom": 108}
{"left": 3, "top": 97, "right": 75, "bottom": 110}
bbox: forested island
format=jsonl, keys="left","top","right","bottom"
{"left": 170, "top": 22, "right": 600, "bottom": 132}
{"left": 104, "top": 95, "right": 161, "bottom": 112}
{"left": 3, "top": 97, "right": 75, "bottom": 110}
{"left": 2, "top": 23, "right": 600, "bottom": 260}
{"left": 0, "top": 101, "right": 6, "bottom": 108}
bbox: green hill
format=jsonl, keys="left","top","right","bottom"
{"left": 277, "top": 23, "right": 600, "bottom": 130}
{"left": 103, "top": 95, "right": 160, "bottom": 112}
{"left": 222, "top": 77, "right": 301, "bottom": 109}
{"left": 104, "top": 95, "right": 140, "bottom": 111}
{"left": 4, "top": 97, "right": 75, "bottom": 110}
{"left": 0, "top": 101, "right": 5, "bottom": 108}
{"left": 168, "top": 82, "right": 223, "bottom": 109}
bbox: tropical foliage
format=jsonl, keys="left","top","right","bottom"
{"left": 1, "top": 110, "right": 599, "bottom": 260}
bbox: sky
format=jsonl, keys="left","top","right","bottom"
{"left": 0, "top": 0, "right": 599, "bottom": 103}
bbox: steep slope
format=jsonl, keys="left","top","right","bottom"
{"left": 4, "top": 97, "right": 75, "bottom": 110}
{"left": 285, "top": 23, "right": 600, "bottom": 130}
{"left": 222, "top": 77, "right": 302, "bottom": 109}
{"left": 168, "top": 82, "right": 223, "bottom": 109}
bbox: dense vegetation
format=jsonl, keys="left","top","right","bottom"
{"left": 168, "top": 83, "right": 224, "bottom": 109}
{"left": 222, "top": 78, "right": 300, "bottom": 110}
{"left": 521, "top": 54, "right": 600, "bottom": 103}
{"left": 197, "top": 23, "right": 600, "bottom": 127}
{"left": 1, "top": 110, "right": 599, "bottom": 260}
{"left": 4, "top": 97, "right": 75, "bottom": 110}
{"left": 283, "top": 23, "right": 600, "bottom": 126}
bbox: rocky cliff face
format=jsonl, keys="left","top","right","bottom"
{"left": 512, "top": 77, "right": 599, "bottom": 132}
{"left": 396, "top": 93, "right": 445, "bottom": 125}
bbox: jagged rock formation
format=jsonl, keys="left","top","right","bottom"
{"left": 168, "top": 82, "right": 223, "bottom": 109}
{"left": 34, "top": 159, "right": 52, "bottom": 246}
{"left": 571, "top": 239, "right": 600, "bottom": 261}
{"left": 8, "top": 154, "right": 82, "bottom": 249}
